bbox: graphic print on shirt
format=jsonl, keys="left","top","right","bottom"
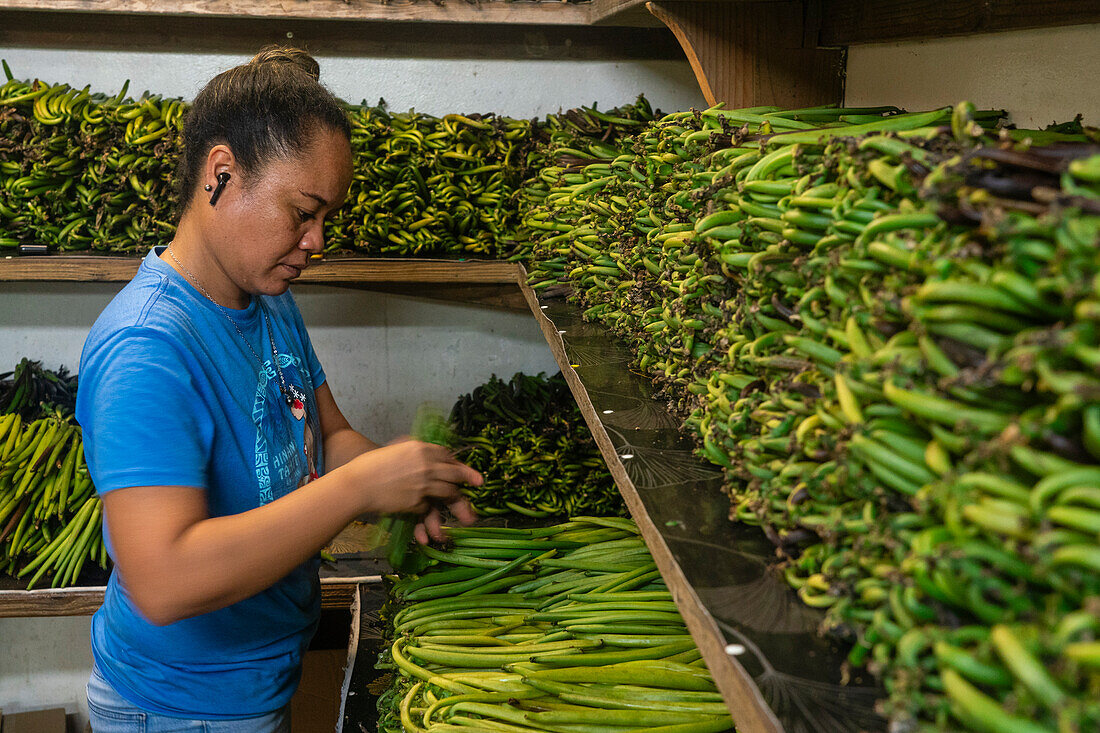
{"left": 251, "top": 352, "right": 317, "bottom": 505}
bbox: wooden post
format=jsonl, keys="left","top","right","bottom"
{"left": 647, "top": 0, "right": 844, "bottom": 109}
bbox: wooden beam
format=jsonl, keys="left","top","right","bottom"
{"left": 0, "top": 256, "right": 522, "bottom": 285}
{"left": 0, "top": 256, "right": 527, "bottom": 309}
{"left": 0, "top": 0, "right": 591, "bottom": 26}
{"left": 0, "top": 9, "right": 685, "bottom": 59}
{"left": 0, "top": 581, "right": 361, "bottom": 617}
{"left": 334, "top": 283, "right": 531, "bottom": 312}
{"left": 646, "top": 1, "right": 844, "bottom": 109}
{"left": 0, "top": 256, "right": 140, "bottom": 283}
{"left": 303, "top": 259, "right": 524, "bottom": 285}
{"left": 818, "top": 0, "right": 1100, "bottom": 46}
{"left": 591, "top": 0, "right": 787, "bottom": 27}
{"left": 2, "top": 0, "right": 1095, "bottom": 38}
{"left": 0, "top": 588, "right": 105, "bottom": 617}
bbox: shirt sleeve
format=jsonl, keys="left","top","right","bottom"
{"left": 76, "top": 327, "right": 216, "bottom": 494}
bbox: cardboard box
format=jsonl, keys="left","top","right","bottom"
{"left": 291, "top": 649, "right": 347, "bottom": 733}
{"left": 2, "top": 707, "right": 67, "bottom": 733}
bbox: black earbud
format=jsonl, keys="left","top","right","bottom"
{"left": 208, "top": 171, "right": 231, "bottom": 207}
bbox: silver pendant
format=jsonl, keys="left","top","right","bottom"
{"left": 286, "top": 385, "right": 307, "bottom": 421}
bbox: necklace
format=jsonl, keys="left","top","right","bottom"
{"left": 166, "top": 243, "right": 307, "bottom": 420}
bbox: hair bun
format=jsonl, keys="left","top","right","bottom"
{"left": 249, "top": 46, "right": 321, "bottom": 81}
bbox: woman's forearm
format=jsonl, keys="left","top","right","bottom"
{"left": 131, "top": 429, "right": 377, "bottom": 623}
{"left": 106, "top": 464, "right": 364, "bottom": 625}
{"left": 105, "top": 440, "right": 478, "bottom": 626}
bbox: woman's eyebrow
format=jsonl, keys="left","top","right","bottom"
{"left": 299, "top": 189, "right": 329, "bottom": 207}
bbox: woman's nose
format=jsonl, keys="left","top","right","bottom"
{"left": 299, "top": 222, "right": 325, "bottom": 254}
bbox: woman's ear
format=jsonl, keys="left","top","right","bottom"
{"left": 202, "top": 145, "right": 236, "bottom": 206}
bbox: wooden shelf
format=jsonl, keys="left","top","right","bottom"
{"left": 518, "top": 278, "right": 886, "bottom": 733}
{"left": 0, "top": 586, "right": 106, "bottom": 617}
{"left": 3, "top": 0, "right": 1089, "bottom": 34}
{"left": 0, "top": 9, "right": 681, "bottom": 59}
{"left": 591, "top": 0, "right": 780, "bottom": 27}
{"left": 0, "top": 576, "right": 378, "bottom": 618}
{"left": 0, "top": 539, "right": 388, "bottom": 619}
{"left": 0, "top": 256, "right": 530, "bottom": 309}
{"left": 0, "top": 255, "right": 520, "bottom": 284}
{"left": 0, "top": 0, "right": 592, "bottom": 26}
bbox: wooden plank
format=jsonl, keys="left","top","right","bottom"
{"left": 341, "top": 283, "right": 531, "bottom": 312}
{"left": 818, "top": 0, "right": 1100, "bottom": 46}
{"left": 0, "top": 0, "right": 591, "bottom": 26}
{"left": 0, "top": 256, "right": 523, "bottom": 285}
{"left": 0, "top": 9, "right": 685, "bottom": 59}
{"left": 0, "top": 256, "right": 140, "bottom": 283}
{"left": 647, "top": 1, "right": 844, "bottom": 109}
{"left": 591, "top": 0, "right": 784, "bottom": 26}
{"left": 516, "top": 272, "right": 784, "bottom": 733}
{"left": 301, "top": 259, "right": 523, "bottom": 285}
{"left": 0, "top": 587, "right": 105, "bottom": 617}
{"left": 0, "top": 581, "right": 367, "bottom": 617}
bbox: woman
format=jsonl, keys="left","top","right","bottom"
{"left": 75, "top": 48, "right": 481, "bottom": 731}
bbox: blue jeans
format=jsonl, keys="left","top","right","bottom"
{"left": 86, "top": 663, "right": 292, "bottom": 733}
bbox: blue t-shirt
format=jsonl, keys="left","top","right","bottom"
{"left": 76, "top": 247, "right": 327, "bottom": 719}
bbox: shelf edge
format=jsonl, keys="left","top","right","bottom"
{"left": 0, "top": 582, "right": 364, "bottom": 617}
{"left": 0, "top": 256, "right": 525, "bottom": 285}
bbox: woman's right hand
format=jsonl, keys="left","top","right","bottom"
{"left": 348, "top": 438, "right": 482, "bottom": 518}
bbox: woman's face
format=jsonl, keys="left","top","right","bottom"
{"left": 212, "top": 125, "right": 352, "bottom": 300}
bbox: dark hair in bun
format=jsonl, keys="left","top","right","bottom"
{"left": 249, "top": 46, "right": 321, "bottom": 81}
{"left": 176, "top": 45, "right": 350, "bottom": 213}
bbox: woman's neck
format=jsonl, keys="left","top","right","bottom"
{"left": 162, "top": 217, "right": 250, "bottom": 310}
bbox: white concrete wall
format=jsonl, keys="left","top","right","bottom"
{"left": 0, "top": 49, "right": 704, "bottom": 118}
{"left": 846, "top": 23, "right": 1100, "bottom": 128}
{"left": 0, "top": 283, "right": 559, "bottom": 441}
